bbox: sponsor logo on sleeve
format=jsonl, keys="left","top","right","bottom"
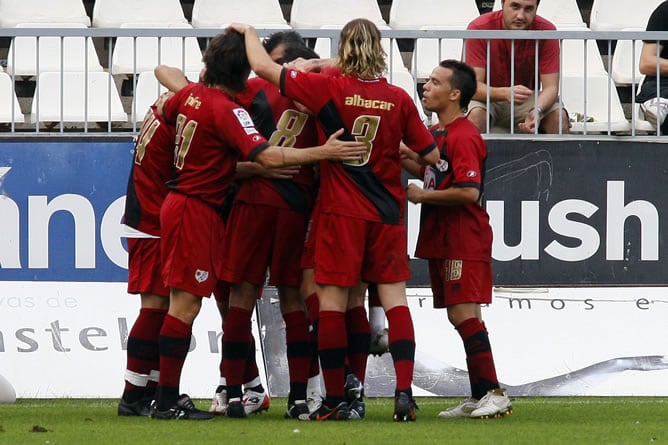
{"left": 233, "top": 108, "right": 255, "bottom": 128}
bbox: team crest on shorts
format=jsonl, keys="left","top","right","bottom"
{"left": 195, "top": 269, "right": 209, "bottom": 283}
{"left": 444, "top": 260, "right": 463, "bottom": 281}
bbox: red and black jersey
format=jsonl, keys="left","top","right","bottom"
{"left": 123, "top": 105, "right": 175, "bottom": 236}
{"left": 234, "top": 77, "right": 318, "bottom": 213}
{"left": 162, "top": 82, "right": 269, "bottom": 208}
{"left": 280, "top": 67, "right": 436, "bottom": 224}
{"left": 414, "top": 117, "right": 492, "bottom": 261}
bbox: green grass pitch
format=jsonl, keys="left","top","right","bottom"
{"left": 0, "top": 397, "right": 665, "bottom": 444}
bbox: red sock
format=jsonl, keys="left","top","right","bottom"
{"left": 345, "top": 306, "right": 370, "bottom": 383}
{"left": 386, "top": 306, "right": 415, "bottom": 395}
{"left": 222, "top": 306, "right": 252, "bottom": 398}
{"left": 123, "top": 308, "right": 167, "bottom": 400}
{"left": 243, "top": 332, "right": 260, "bottom": 384}
{"left": 156, "top": 314, "right": 191, "bottom": 409}
{"left": 318, "top": 310, "right": 347, "bottom": 405}
{"left": 284, "top": 310, "right": 311, "bottom": 402}
{"left": 456, "top": 318, "right": 499, "bottom": 400}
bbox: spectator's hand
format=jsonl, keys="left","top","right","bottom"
{"left": 405, "top": 183, "right": 424, "bottom": 204}
{"left": 518, "top": 110, "right": 539, "bottom": 133}
{"left": 508, "top": 85, "right": 533, "bottom": 104}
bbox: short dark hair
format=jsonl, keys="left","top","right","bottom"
{"left": 439, "top": 59, "right": 477, "bottom": 109}
{"left": 277, "top": 45, "right": 320, "bottom": 65}
{"left": 202, "top": 30, "right": 250, "bottom": 93}
{"left": 262, "top": 30, "right": 306, "bottom": 54}
{"left": 502, "top": 0, "right": 540, "bottom": 5}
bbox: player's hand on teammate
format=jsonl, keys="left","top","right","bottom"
{"left": 405, "top": 183, "right": 424, "bottom": 204}
{"left": 154, "top": 91, "right": 174, "bottom": 117}
{"left": 260, "top": 165, "right": 301, "bottom": 179}
{"left": 227, "top": 23, "right": 253, "bottom": 35}
{"left": 322, "top": 128, "right": 368, "bottom": 162}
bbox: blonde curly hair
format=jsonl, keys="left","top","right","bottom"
{"left": 337, "top": 18, "right": 387, "bottom": 79}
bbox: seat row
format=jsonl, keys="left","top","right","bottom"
{"left": 0, "top": 70, "right": 425, "bottom": 128}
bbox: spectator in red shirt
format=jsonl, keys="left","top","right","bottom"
{"left": 465, "top": 0, "right": 570, "bottom": 134}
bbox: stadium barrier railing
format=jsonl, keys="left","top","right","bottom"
{"left": 0, "top": 27, "right": 667, "bottom": 139}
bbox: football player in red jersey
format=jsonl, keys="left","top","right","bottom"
{"left": 150, "top": 30, "right": 366, "bottom": 420}
{"left": 154, "top": 37, "right": 324, "bottom": 420}
{"left": 402, "top": 60, "right": 511, "bottom": 419}
{"left": 232, "top": 19, "right": 440, "bottom": 422}
{"left": 117, "top": 92, "right": 175, "bottom": 417}
{"left": 220, "top": 40, "right": 322, "bottom": 420}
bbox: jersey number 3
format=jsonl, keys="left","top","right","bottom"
{"left": 344, "top": 115, "right": 380, "bottom": 166}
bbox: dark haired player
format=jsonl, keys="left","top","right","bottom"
{"left": 402, "top": 60, "right": 511, "bottom": 419}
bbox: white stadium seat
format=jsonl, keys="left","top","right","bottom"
{"left": 413, "top": 26, "right": 465, "bottom": 80}
{"left": 589, "top": 0, "right": 663, "bottom": 31}
{"left": 111, "top": 23, "right": 203, "bottom": 75}
{"left": 131, "top": 70, "right": 200, "bottom": 122}
{"left": 6, "top": 23, "right": 103, "bottom": 77}
{"left": 314, "top": 32, "right": 408, "bottom": 74}
{"left": 493, "top": 0, "right": 586, "bottom": 29}
{"left": 390, "top": 0, "right": 479, "bottom": 29}
{"left": 0, "top": 73, "right": 25, "bottom": 124}
{"left": 611, "top": 29, "right": 645, "bottom": 85}
{"left": 385, "top": 70, "right": 429, "bottom": 124}
{"left": 290, "top": 0, "right": 386, "bottom": 29}
{"left": 560, "top": 36, "right": 608, "bottom": 76}
{"left": 561, "top": 73, "right": 631, "bottom": 133}
{"left": 191, "top": 0, "right": 290, "bottom": 29}
{"left": 0, "top": 0, "right": 90, "bottom": 27}
{"left": 31, "top": 72, "right": 127, "bottom": 124}
{"left": 92, "top": 0, "right": 187, "bottom": 28}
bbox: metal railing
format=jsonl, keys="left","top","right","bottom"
{"left": 0, "top": 27, "right": 666, "bottom": 140}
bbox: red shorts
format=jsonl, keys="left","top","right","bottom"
{"left": 314, "top": 213, "right": 410, "bottom": 287}
{"left": 127, "top": 237, "right": 169, "bottom": 297}
{"left": 428, "top": 259, "right": 492, "bottom": 308}
{"left": 220, "top": 202, "right": 308, "bottom": 287}
{"left": 160, "top": 192, "right": 225, "bottom": 297}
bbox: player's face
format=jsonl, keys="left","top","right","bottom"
{"left": 421, "top": 66, "right": 455, "bottom": 113}
{"left": 269, "top": 43, "right": 287, "bottom": 62}
{"left": 502, "top": 0, "right": 538, "bottom": 30}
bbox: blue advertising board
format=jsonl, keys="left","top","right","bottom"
{"left": 0, "top": 140, "right": 134, "bottom": 282}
